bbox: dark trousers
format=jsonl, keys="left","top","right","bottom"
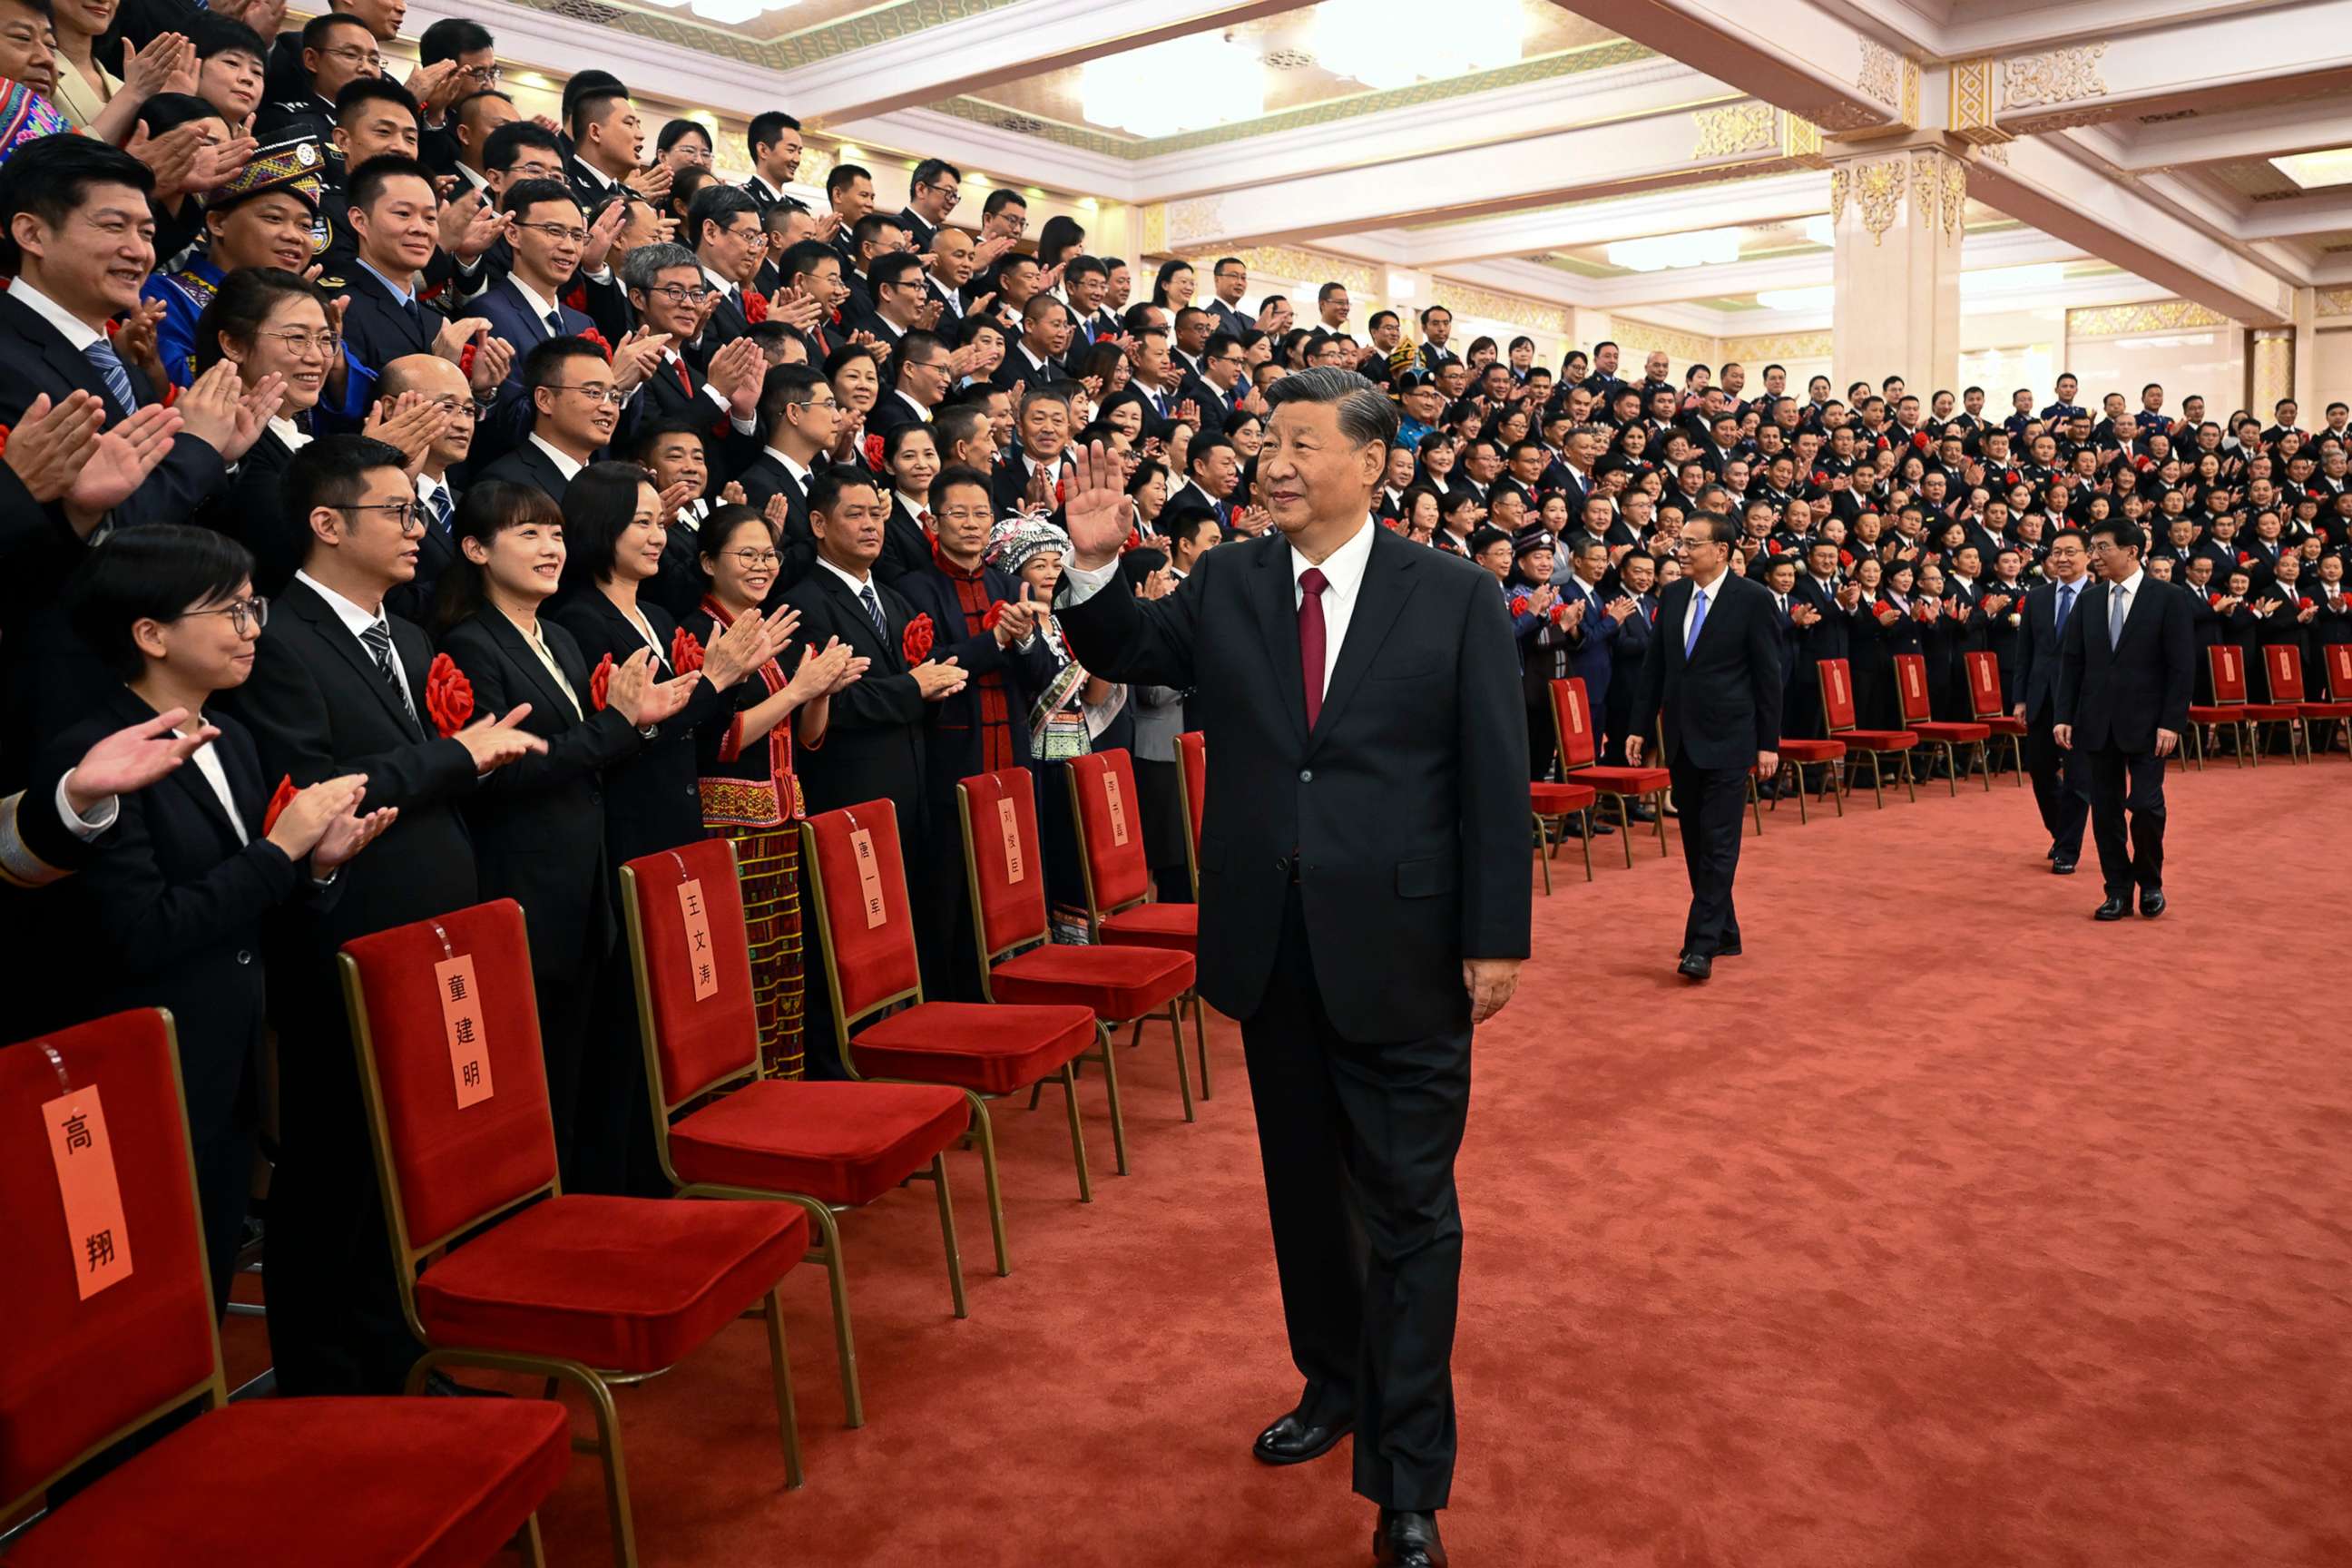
{"left": 265, "top": 978, "right": 421, "bottom": 1396}
{"left": 2025, "top": 714, "right": 2090, "bottom": 857}
{"left": 2086, "top": 742, "right": 2167, "bottom": 896}
{"left": 1240, "top": 884, "right": 1469, "bottom": 1511}
{"left": 1668, "top": 758, "right": 1747, "bottom": 956}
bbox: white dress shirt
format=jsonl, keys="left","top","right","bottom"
{"left": 296, "top": 569, "right": 411, "bottom": 697}
{"left": 185, "top": 732, "right": 252, "bottom": 844}
{"left": 2104, "top": 566, "right": 2143, "bottom": 644}
{"left": 1681, "top": 568, "right": 1729, "bottom": 652}
{"left": 10, "top": 279, "right": 103, "bottom": 350}
{"left": 512, "top": 275, "right": 564, "bottom": 335}
{"left": 529, "top": 434, "right": 586, "bottom": 484}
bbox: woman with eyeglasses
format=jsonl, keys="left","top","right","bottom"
{"left": 50, "top": 525, "right": 394, "bottom": 1310}
{"left": 193, "top": 268, "right": 342, "bottom": 595}
{"left": 681, "top": 505, "right": 864, "bottom": 1078}
{"left": 548, "top": 463, "right": 788, "bottom": 1186}
{"left": 435, "top": 480, "right": 703, "bottom": 1185}
{"left": 825, "top": 341, "right": 883, "bottom": 475}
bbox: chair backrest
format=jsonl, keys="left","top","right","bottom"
{"left": 1964, "top": 650, "right": 2004, "bottom": 720}
{"left": 339, "top": 899, "right": 559, "bottom": 1263}
{"left": 1065, "top": 749, "right": 1152, "bottom": 920}
{"left": 1175, "top": 731, "right": 1206, "bottom": 891}
{"left": 1549, "top": 677, "right": 1599, "bottom": 769}
{"left": 2264, "top": 642, "right": 2307, "bottom": 702}
{"left": 799, "top": 800, "right": 924, "bottom": 1031}
{"left": 2, "top": 1011, "right": 221, "bottom": 1514}
{"left": 956, "top": 768, "right": 1050, "bottom": 968}
{"left": 620, "top": 838, "right": 760, "bottom": 1128}
{"left": 1818, "top": 657, "right": 1858, "bottom": 732}
{"left": 2208, "top": 642, "right": 2248, "bottom": 704}
{"left": 1892, "top": 652, "right": 1934, "bottom": 724}
{"left": 2327, "top": 642, "right": 2352, "bottom": 701}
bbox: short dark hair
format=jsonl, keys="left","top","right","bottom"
{"left": 927, "top": 463, "right": 991, "bottom": 514}
{"left": 780, "top": 237, "right": 839, "bottom": 286}
{"left": 440, "top": 481, "right": 564, "bottom": 629}
{"left": 418, "top": 16, "right": 493, "bottom": 64}
{"left": 933, "top": 403, "right": 990, "bottom": 456}
{"left": 619, "top": 415, "right": 709, "bottom": 467}
{"left": 1186, "top": 433, "right": 1234, "bottom": 475}
{"left": 347, "top": 152, "right": 436, "bottom": 214}
{"left": 483, "top": 118, "right": 561, "bottom": 174}
{"left": 0, "top": 132, "right": 154, "bottom": 273}
{"left": 284, "top": 435, "right": 410, "bottom": 563}
{"left": 911, "top": 156, "right": 959, "bottom": 191}
{"left": 808, "top": 466, "right": 880, "bottom": 518}
{"left": 826, "top": 162, "right": 870, "bottom": 199}
{"left": 757, "top": 363, "right": 828, "bottom": 430}
{"left": 2091, "top": 518, "right": 2146, "bottom": 557}
{"left": 657, "top": 117, "right": 710, "bottom": 156}
{"left": 560, "top": 460, "right": 658, "bottom": 588}
{"left": 868, "top": 250, "right": 923, "bottom": 296}
{"left": 192, "top": 266, "right": 326, "bottom": 373}
{"left": 301, "top": 11, "right": 371, "bottom": 51}
{"left": 134, "top": 92, "right": 219, "bottom": 137}
{"left": 67, "top": 525, "right": 257, "bottom": 682}
{"left": 689, "top": 181, "right": 758, "bottom": 248}
{"left": 191, "top": 13, "right": 267, "bottom": 64}
{"left": 523, "top": 334, "right": 607, "bottom": 398}
{"left": 499, "top": 176, "right": 578, "bottom": 220}
{"left": 747, "top": 111, "right": 800, "bottom": 160}
{"left": 981, "top": 188, "right": 1025, "bottom": 218}
{"left": 567, "top": 85, "right": 630, "bottom": 143}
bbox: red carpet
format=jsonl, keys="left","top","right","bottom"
{"left": 222, "top": 759, "right": 2352, "bottom": 1565}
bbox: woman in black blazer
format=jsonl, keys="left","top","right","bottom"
{"left": 435, "top": 481, "right": 700, "bottom": 1184}
{"left": 53, "top": 526, "right": 391, "bottom": 1310}
{"left": 547, "top": 464, "right": 782, "bottom": 1190}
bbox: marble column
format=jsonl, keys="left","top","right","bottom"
{"left": 1829, "top": 144, "right": 1967, "bottom": 397}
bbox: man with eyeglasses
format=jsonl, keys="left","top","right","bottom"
{"left": 471, "top": 335, "right": 622, "bottom": 501}
{"left": 737, "top": 363, "right": 839, "bottom": 588}
{"left": 871, "top": 326, "right": 958, "bottom": 445}
{"left": 1179, "top": 330, "right": 1250, "bottom": 441}
{"left": 472, "top": 180, "right": 607, "bottom": 392}
{"left": 370, "top": 353, "right": 476, "bottom": 620}
{"left": 1206, "top": 256, "right": 1251, "bottom": 338}
{"left": 256, "top": 11, "right": 377, "bottom": 144}
{"left": 688, "top": 183, "right": 768, "bottom": 358}
{"left": 852, "top": 249, "right": 933, "bottom": 354}
{"left": 614, "top": 240, "right": 764, "bottom": 469}
{"left": 897, "top": 156, "right": 958, "bottom": 257}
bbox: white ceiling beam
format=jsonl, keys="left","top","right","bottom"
{"left": 1977, "top": 1, "right": 2352, "bottom": 134}
{"left": 1548, "top": 0, "right": 1898, "bottom": 136}
{"left": 2102, "top": 101, "right": 2352, "bottom": 174}
{"left": 772, "top": 0, "right": 1300, "bottom": 126}
{"left": 1828, "top": 0, "right": 2301, "bottom": 61}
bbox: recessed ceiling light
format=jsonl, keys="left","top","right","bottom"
{"left": 2272, "top": 147, "right": 2352, "bottom": 188}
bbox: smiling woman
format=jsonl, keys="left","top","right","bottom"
{"left": 191, "top": 267, "right": 340, "bottom": 592}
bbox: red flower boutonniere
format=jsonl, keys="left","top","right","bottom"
{"left": 262, "top": 775, "right": 298, "bottom": 836}
{"left": 425, "top": 652, "right": 473, "bottom": 738}
{"left": 580, "top": 328, "right": 612, "bottom": 362}
{"left": 564, "top": 282, "right": 588, "bottom": 312}
{"left": 1121, "top": 528, "right": 1142, "bottom": 554}
{"left": 671, "top": 626, "right": 705, "bottom": 675}
{"left": 2209, "top": 592, "right": 2225, "bottom": 607}
{"left": 1508, "top": 593, "right": 1533, "bottom": 619}
{"left": 901, "top": 612, "right": 936, "bottom": 664}
{"left": 590, "top": 652, "right": 613, "bottom": 711}
{"left": 2238, "top": 551, "right": 2253, "bottom": 564}
{"left": 1912, "top": 431, "right": 1932, "bottom": 451}
{"left": 1812, "top": 470, "right": 1828, "bottom": 485}
{"left": 457, "top": 340, "right": 478, "bottom": 377}
{"left": 0, "top": 425, "right": 9, "bottom": 459}
{"left": 982, "top": 600, "right": 1009, "bottom": 632}
{"left": 741, "top": 290, "right": 769, "bottom": 324}
{"left": 2298, "top": 596, "right": 2315, "bottom": 611}
{"left": 1549, "top": 599, "right": 1574, "bottom": 628}
{"left": 862, "top": 432, "right": 886, "bottom": 473}
{"left": 1838, "top": 549, "right": 1854, "bottom": 568}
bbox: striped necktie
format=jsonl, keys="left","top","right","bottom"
{"left": 84, "top": 338, "right": 138, "bottom": 412}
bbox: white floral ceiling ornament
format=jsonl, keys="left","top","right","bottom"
{"left": 1081, "top": 34, "right": 1267, "bottom": 137}
{"left": 1311, "top": 0, "right": 1524, "bottom": 91}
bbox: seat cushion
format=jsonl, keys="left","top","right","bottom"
{"left": 1774, "top": 738, "right": 1847, "bottom": 761}
{"left": 7, "top": 1396, "right": 568, "bottom": 1567}
{"left": 1530, "top": 781, "right": 1599, "bottom": 812}
{"left": 1978, "top": 716, "right": 2027, "bottom": 734}
{"left": 668, "top": 1079, "right": 971, "bottom": 1207}
{"left": 2186, "top": 705, "right": 2236, "bottom": 722}
{"left": 1838, "top": 729, "right": 1919, "bottom": 750}
{"left": 1099, "top": 901, "right": 1199, "bottom": 956}
{"left": 2241, "top": 702, "right": 2301, "bottom": 720}
{"left": 1564, "top": 764, "right": 1671, "bottom": 794}
{"left": 2299, "top": 701, "right": 2352, "bottom": 718}
{"left": 1910, "top": 721, "right": 1990, "bottom": 742}
{"left": 989, "top": 943, "right": 1194, "bottom": 1020}
{"left": 415, "top": 1194, "right": 805, "bottom": 1374}
{"left": 850, "top": 1001, "right": 1096, "bottom": 1095}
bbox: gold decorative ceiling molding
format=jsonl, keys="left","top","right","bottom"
{"left": 2317, "top": 287, "right": 2352, "bottom": 318}
{"left": 1175, "top": 246, "right": 1380, "bottom": 298}
{"left": 1607, "top": 315, "right": 1716, "bottom": 366}
{"left": 2064, "top": 299, "right": 2232, "bottom": 338}
{"left": 1430, "top": 281, "right": 1570, "bottom": 337}
{"left": 941, "top": 40, "right": 1658, "bottom": 159}
{"left": 1720, "top": 329, "right": 1832, "bottom": 360}
{"left": 501, "top": 0, "right": 1027, "bottom": 70}
{"left": 2000, "top": 44, "right": 2108, "bottom": 113}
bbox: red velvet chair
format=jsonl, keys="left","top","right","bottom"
{"left": 3, "top": 1009, "right": 571, "bottom": 1567}
{"left": 2260, "top": 644, "right": 2328, "bottom": 763}
{"left": 1549, "top": 676, "right": 1671, "bottom": 867}
{"left": 1817, "top": 657, "right": 1918, "bottom": 807}
{"left": 1893, "top": 652, "right": 1992, "bottom": 795}
{"left": 1964, "top": 650, "right": 2027, "bottom": 785}
{"left": 1175, "top": 730, "right": 1207, "bottom": 900}
{"left": 619, "top": 839, "right": 979, "bottom": 1432}
{"left": 339, "top": 901, "right": 807, "bottom": 1568}
{"left": 2202, "top": 642, "right": 2298, "bottom": 768}
{"left": 1529, "top": 778, "right": 1598, "bottom": 894}
{"left": 1063, "top": 749, "right": 1210, "bottom": 1108}
{"left": 2318, "top": 643, "right": 2352, "bottom": 756}
{"left": 955, "top": 767, "right": 1193, "bottom": 1177}
{"left": 2184, "top": 642, "right": 2251, "bottom": 770}
{"left": 1764, "top": 734, "right": 1847, "bottom": 823}
{"left": 799, "top": 800, "right": 1102, "bottom": 1205}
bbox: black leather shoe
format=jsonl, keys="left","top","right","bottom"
{"left": 1253, "top": 1403, "right": 1353, "bottom": 1465}
{"left": 2093, "top": 897, "right": 2129, "bottom": 921}
{"left": 1677, "top": 951, "right": 1712, "bottom": 981}
{"left": 1622, "top": 802, "right": 1658, "bottom": 822}
{"left": 1374, "top": 1509, "right": 1447, "bottom": 1567}
{"left": 1717, "top": 936, "right": 1742, "bottom": 957}
{"left": 2139, "top": 887, "right": 2167, "bottom": 918}
{"left": 2052, "top": 858, "right": 2076, "bottom": 876}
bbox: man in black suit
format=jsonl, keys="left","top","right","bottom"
{"left": 740, "top": 110, "right": 802, "bottom": 213}
{"left": 1628, "top": 513, "right": 1782, "bottom": 981}
{"left": 562, "top": 83, "right": 645, "bottom": 213}
{"left": 612, "top": 240, "right": 765, "bottom": 471}
{"left": 326, "top": 156, "right": 503, "bottom": 401}
{"left": 1788, "top": 539, "right": 1859, "bottom": 740}
{"left": 2056, "top": 518, "right": 2193, "bottom": 919}
{"left": 2012, "top": 527, "right": 2093, "bottom": 872}
{"left": 221, "top": 436, "right": 545, "bottom": 1394}
{"left": 993, "top": 293, "right": 1073, "bottom": 390}
{"left": 897, "top": 156, "right": 958, "bottom": 255}
{"left": 472, "top": 335, "right": 618, "bottom": 500}
{"left": 736, "top": 363, "right": 836, "bottom": 591}
{"left": 1055, "top": 368, "right": 1528, "bottom": 1568}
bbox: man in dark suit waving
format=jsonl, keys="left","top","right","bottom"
{"left": 2056, "top": 518, "right": 2193, "bottom": 919}
{"left": 1056, "top": 367, "right": 1529, "bottom": 1568}
{"left": 1626, "top": 513, "right": 1782, "bottom": 981}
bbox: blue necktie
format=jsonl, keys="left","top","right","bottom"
{"left": 858, "top": 583, "right": 887, "bottom": 639}
{"left": 2055, "top": 582, "right": 2075, "bottom": 636}
{"left": 83, "top": 338, "right": 137, "bottom": 413}
{"left": 1685, "top": 585, "right": 1708, "bottom": 657}
{"left": 426, "top": 484, "right": 454, "bottom": 536}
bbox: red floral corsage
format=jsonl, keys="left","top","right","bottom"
{"left": 1508, "top": 593, "right": 1532, "bottom": 619}
{"left": 742, "top": 290, "right": 769, "bottom": 324}
{"left": 671, "top": 626, "right": 705, "bottom": 674}
{"left": 590, "top": 652, "right": 613, "bottom": 711}
{"left": 901, "top": 612, "right": 935, "bottom": 664}
{"left": 580, "top": 328, "right": 612, "bottom": 362}
{"left": 982, "top": 600, "right": 1009, "bottom": 632}
{"left": 425, "top": 652, "right": 473, "bottom": 738}
{"left": 262, "top": 775, "right": 298, "bottom": 835}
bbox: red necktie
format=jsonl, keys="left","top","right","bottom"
{"left": 674, "top": 357, "right": 693, "bottom": 396}
{"left": 1298, "top": 567, "right": 1329, "bottom": 729}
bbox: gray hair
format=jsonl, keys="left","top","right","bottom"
{"left": 619, "top": 241, "right": 702, "bottom": 293}
{"left": 1263, "top": 366, "right": 1397, "bottom": 453}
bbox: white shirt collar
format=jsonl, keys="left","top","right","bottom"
{"left": 2112, "top": 566, "right": 2145, "bottom": 598}
{"left": 530, "top": 433, "right": 587, "bottom": 482}
{"left": 816, "top": 554, "right": 873, "bottom": 594}
{"left": 511, "top": 275, "right": 562, "bottom": 329}
{"left": 456, "top": 161, "right": 490, "bottom": 193}
{"left": 763, "top": 446, "right": 812, "bottom": 485}
{"left": 1290, "top": 515, "right": 1376, "bottom": 598}
{"left": 702, "top": 264, "right": 740, "bottom": 299}
{"left": 267, "top": 415, "right": 310, "bottom": 455}
{"left": 574, "top": 158, "right": 617, "bottom": 191}
{"left": 296, "top": 568, "right": 388, "bottom": 632}
{"left": 896, "top": 387, "right": 929, "bottom": 419}
{"left": 10, "top": 278, "right": 104, "bottom": 351}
